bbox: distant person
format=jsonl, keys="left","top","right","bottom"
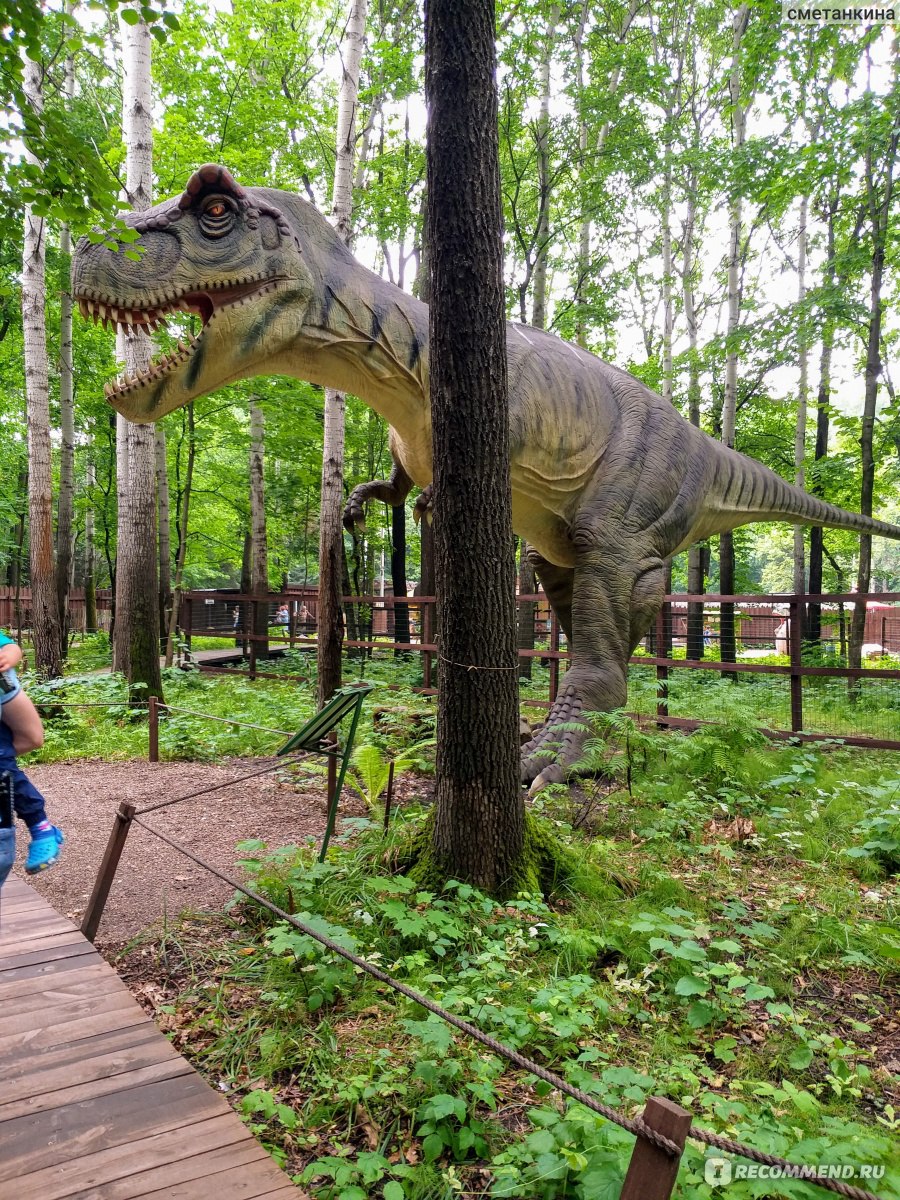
{"left": 274, "top": 604, "right": 290, "bottom": 627}
{"left": 0, "top": 632, "right": 64, "bottom": 877}
{"left": 703, "top": 625, "right": 713, "bottom": 648}
{"left": 298, "top": 602, "right": 312, "bottom": 632}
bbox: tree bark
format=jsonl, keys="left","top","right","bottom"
{"left": 391, "top": 502, "right": 411, "bottom": 651}
{"left": 113, "top": 6, "right": 161, "bottom": 701}
{"left": 683, "top": 176, "right": 706, "bottom": 660}
{"left": 165, "top": 404, "right": 195, "bottom": 666}
{"left": 22, "top": 54, "right": 63, "bottom": 679}
{"left": 156, "top": 430, "right": 172, "bottom": 652}
{"left": 850, "top": 115, "right": 897, "bottom": 672}
{"left": 249, "top": 399, "right": 269, "bottom": 658}
{"left": 84, "top": 453, "right": 97, "bottom": 633}
{"left": 56, "top": 215, "right": 75, "bottom": 660}
{"left": 792, "top": 193, "right": 810, "bottom": 601}
{"left": 426, "top": 0, "right": 521, "bottom": 893}
{"left": 718, "top": 3, "right": 750, "bottom": 669}
{"left": 317, "top": 0, "right": 368, "bottom": 705}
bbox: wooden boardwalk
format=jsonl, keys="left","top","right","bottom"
{"left": 0, "top": 876, "right": 301, "bottom": 1199}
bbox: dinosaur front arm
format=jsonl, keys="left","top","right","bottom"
{"left": 343, "top": 460, "right": 415, "bottom": 532}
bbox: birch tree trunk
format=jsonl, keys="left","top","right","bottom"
{"left": 318, "top": 0, "right": 368, "bottom": 705}
{"left": 249, "top": 399, "right": 269, "bottom": 659}
{"left": 22, "top": 54, "right": 63, "bottom": 679}
{"left": 718, "top": 3, "right": 750, "bottom": 669}
{"left": 683, "top": 179, "right": 706, "bottom": 660}
{"left": 113, "top": 6, "right": 162, "bottom": 700}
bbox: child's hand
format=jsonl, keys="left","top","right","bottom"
{"left": 0, "top": 644, "right": 23, "bottom": 671}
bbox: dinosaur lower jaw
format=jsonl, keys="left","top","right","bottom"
{"left": 75, "top": 277, "right": 282, "bottom": 404}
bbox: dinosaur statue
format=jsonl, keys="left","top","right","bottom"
{"left": 72, "top": 164, "right": 900, "bottom": 789}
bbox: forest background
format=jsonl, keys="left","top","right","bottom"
{"left": 1, "top": 0, "right": 899, "bottom": 681}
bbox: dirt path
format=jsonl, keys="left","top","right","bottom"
{"left": 8, "top": 758, "right": 366, "bottom": 949}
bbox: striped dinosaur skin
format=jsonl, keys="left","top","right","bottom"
{"left": 73, "top": 164, "right": 900, "bottom": 789}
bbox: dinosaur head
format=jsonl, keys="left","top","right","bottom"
{"left": 72, "top": 164, "right": 312, "bottom": 422}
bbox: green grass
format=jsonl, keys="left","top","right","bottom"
{"left": 113, "top": 719, "right": 900, "bottom": 1200}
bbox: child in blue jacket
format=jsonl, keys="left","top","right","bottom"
{"left": 0, "top": 632, "right": 64, "bottom": 882}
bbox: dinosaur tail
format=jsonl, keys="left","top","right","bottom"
{"left": 706, "top": 443, "right": 900, "bottom": 541}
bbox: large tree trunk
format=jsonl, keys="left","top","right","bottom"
{"left": 426, "top": 0, "right": 521, "bottom": 893}
{"left": 718, "top": 3, "right": 750, "bottom": 670}
{"left": 317, "top": 0, "right": 368, "bottom": 704}
{"left": 249, "top": 399, "right": 269, "bottom": 658}
{"left": 22, "top": 54, "right": 63, "bottom": 678}
{"left": 113, "top": 6, "right": 161, "bottom": 701}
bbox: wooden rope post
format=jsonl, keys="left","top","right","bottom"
{"left": 620, "top": 1096, "right": 692, "bottom": 1200}
{"left": 81, "top": 801, "right": 136, "bottom": 943}
{"left": 383, "top": 760, "right": 396, "bottom": 833}
{"left": 148, "top": 695, "right": 159, "bottom": 763}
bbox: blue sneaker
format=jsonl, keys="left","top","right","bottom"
{"left": 25, "top": 825, "right": 64, "bottom": 874}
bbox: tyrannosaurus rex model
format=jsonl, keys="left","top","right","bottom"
{"left": 73, "top": 164, "right": 900, "bottom": 789}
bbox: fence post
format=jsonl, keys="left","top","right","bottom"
{"left": 549, "top": 612, "right": 560, "bottom": 704}
{"left": 789, "top": 596, "right": 803, "bottom": 733}
{"left": 148, "top": 696, "right": 159, "bottom": 763}
{"left": 620, "top": 1096, "right": 692, "bottom": 1200}
{"left": 81, "top": 802, "right": 136, "bottom": 943}
{"left": 656, "top": 604, "right": 670, "bottom": 727}
{"left": 383, "top": 760, "right": 396, "bottom": 833}
{"left": 249, "top": 598, "right": 258, "bottom": 680}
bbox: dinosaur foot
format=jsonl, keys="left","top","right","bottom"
{"left": 413, "top": 485, "right": 433, "bottom": 526}
{"left": 520, "top": 684, "right": 591, "bottom": 794}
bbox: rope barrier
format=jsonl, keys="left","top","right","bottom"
{"left": 134, "top": 754, "right": 307, "bottom": 816}
{"left": 156, "top": 703, "right": 292, "bottom": 737}
{"left": 125, "top": 814, "right": 888, "bottom": 1200}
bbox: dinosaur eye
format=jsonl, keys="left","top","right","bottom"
{"left": 198, "top": 194, "right": 236, "bottom": 238}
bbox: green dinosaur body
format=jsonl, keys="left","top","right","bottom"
{"left": 73, "top": 164, "right": 900, "bottom": 787}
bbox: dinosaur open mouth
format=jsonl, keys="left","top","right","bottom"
{"left": 76, "top": 277, "right": 279, "bottom": 399}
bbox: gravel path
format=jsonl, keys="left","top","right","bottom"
{"left": 8, "top": 758, "right": 366, "bottom": 949}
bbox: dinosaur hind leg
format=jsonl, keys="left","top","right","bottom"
{"left": 521, "top": 547, "right": 667, "bottom": 791}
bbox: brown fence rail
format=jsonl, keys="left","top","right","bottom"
{"left": 0, "top": 586, "right": 112, "bottom": 636}
{"left": 178, "top": 589, "right": 900, "bottom": 752}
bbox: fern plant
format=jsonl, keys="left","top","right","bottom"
{"left": 348, "top": 738, "right": 435, "bottom": 809}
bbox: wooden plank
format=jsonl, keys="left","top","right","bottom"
{"left": 0, "top": 1073, "right": 226, "bottom": 1181}
{"left": 0, "top": 999, "right": 146, "bottom": 1058}
{"left": 0, "top": 925, "right": 85, "bottom": 954}
{"left": 0, "top": 1056, "right": 193, "bottom": 1121}
{"left": 0, "top": 945, "right": 101, "bottom": 985}
{"left": 14, "top": 1113, "right": 254, "bottom": 1200}
{"left": 56, "top": 1141, "right": 280, "bottom": 1200}
{"left": 0, "top": 959, "right": 110, "bottom": 1002}
{"left": 0, "top": 1023, "right": 164, "bottom": 1087}
{"left": 0, "top": 910, "right": 76, "bottom": 939}
{"left": 0, "top": 936, "right": 97, "bottom": 973}
{"left": 0, "top": 987, "right": 137, "bottom": 1038}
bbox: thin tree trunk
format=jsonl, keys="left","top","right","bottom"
{"left": 391, "top": 502, "right": 410, "bottom": 651}
{"left": 113, "top": 6, "right": 161, "bottom": 701}
{"left": 156, "top": 429, "right": 172, "bottom": 652}
{"left": 683, "top": 179, "right": 706, "bottom": 659}
{"left": 850, "top": 119, "right": 896, "bottom": 674}
{"left": 792, "top": 196, "right": 810, "bottom": 602}
{"left": 317, "top": 0, "right": 368, "bottom": 705}
{"left": 56, "top": 215, "right": 75, "bottom": 659}
{"left": 530, "top": 4, "right": 559, "bottom": 332}
{"left": 249, "top": 399, "right": 269, "bottom": 658}
{"left": 165, "top": 404, "right": 195, "bottom": 666}
{"left": 719, "top": 3, "right": 750, "bottom": 670}
{"left": 22, "top": 54, "right": 62, "bottom": 678}
{"left": 426, "top": 0, "right": 521, "bottom": 892}
{"left": 84, "top": 453, "right": 97, "bottom": 633}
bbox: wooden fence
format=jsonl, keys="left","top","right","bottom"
{"left": 0, "top": 586, "right": 112, "bottom": 636}
{"left": 178, "top": 589, "right": 900, "bottom": 752}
